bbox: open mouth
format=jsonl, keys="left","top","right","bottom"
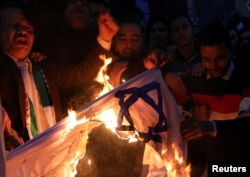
{"left": 73, "top": 9, "right": 85, "bottom": 15}
{"left": 15, "top": 37, "right": 28, "bottom": 45}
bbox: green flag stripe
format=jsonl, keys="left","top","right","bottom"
{"left": 32, "top": 64, "right": 52, "bottom": 107}
{"left": 29, "top": 98, "right": 38, "bottom": 137}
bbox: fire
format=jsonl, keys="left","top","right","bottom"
{"left": 93, "top": 55, "right": 191, "bottom": 176}
{"left": 64, "top": 55, "right": 117, "bottom": 177}
{"left": 66, "top": 109, "right": 88, "bottom": 134}
{"left": 162, "top": 143, "right": 191, "bottom": 177}
{"left": 87, "top": 159, "right": 91, "bottom": 166}
{"left": 95, "top": 54, "right": 113, "bottom": 96}
{"left": 93, "top": 55, "right": 138, "bottom": 142}
{"left": 98, "top": 108, "right": 117, "bottom": 133}
{"left": 66, "top": 109, "right": 77, "bottom": 131}
{"left": 65, "top": 54, "right": 191, "bottom": 177}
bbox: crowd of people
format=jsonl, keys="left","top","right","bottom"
{"left": 1, "top": 0, "right": 250, "bottom": 177}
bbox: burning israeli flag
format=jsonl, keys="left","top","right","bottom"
{"left": 6, "top": 67, "right": 189, "bottom": 177}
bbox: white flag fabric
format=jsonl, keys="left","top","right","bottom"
{"left": 6, "top": 68, "right": 186, "bottom": 177}
{"left": 0, "top": 104, "right": 7, "bottom": 177}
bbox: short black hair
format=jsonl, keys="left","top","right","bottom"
{"left": 115, "top": 11, "right": 145, "bottom": 34}
{"left": 0, "top": 2, "right": 27, "bottom": 26}
{"left": 168, "top": 15, "right": 193, "bottom": 35}
{"left": 0, "top": 2, "right": 38, "bottom": 40}
{"left": 146, "top": 16, "right": 168, "bottom": 33}
{"left": 198, "top": 22, "right": 232, "bottom": 50}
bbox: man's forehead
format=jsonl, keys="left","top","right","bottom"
{"left": 171, "top": 17, "right": 190, "bottom": 27}
{"left": 118, "top": 23, "right": 142, "bottom": 32}
{"left": 200, "top": 43, "right": 229, "bottom": 56}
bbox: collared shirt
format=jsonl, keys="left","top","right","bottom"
{"left": 204, "top": 60, "right": 238, "bottom": 120}
{"left": 206, "top": 60, "right": 234, "bottom": 80}
{"left": 179, "top": 59, "right": 243, "bottom": 121}
{"left": 97, "top": 36, "right": 112, "bottom": 51}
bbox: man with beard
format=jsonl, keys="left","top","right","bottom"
{"left": 0, "top": 4, "right": 64, "bottom": 143}
{"left": 108, "top": 12, "right": 170, "bottom": 88}
{"left": 73, "top": 11, "right": 148, "bottom": 177}
{"left": 108, "top": 13, "right": 146, "bottom": 87}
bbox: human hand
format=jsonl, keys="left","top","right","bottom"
{"left": 5, "top": 129, "right": 24, "bottom": 152}
{"left": 143, "top": 49, "right": 171, "bottom": 69}
{"left": 180, "top": 118, "right": 215, "bottom": 141}
{"left": 2, "top": 107, "right": 11, "bottom": 135}
{"left": 190, "top": 62, "right": 204, "bottom": 77}
{"left": 108, "top": 61, "right": 128, "bottom": 87}
{"left": 192, "top": 104, "right": 210, "bottom": 120}
{"left": 164, "top": 72, "right": 187, "bottom": 96}
{"left": 98, "top": 11, "right": 119, "bottom": 42}
{"left": 29, "top": 52, "right": 47, "bottom": 63}
{"left": 1, "top": 107, "right": 24, "bottom": 151}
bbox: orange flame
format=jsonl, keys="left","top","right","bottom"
{"left": 65, "top": 54, "right": 191, "bottom": 177}
{"left": 66, "top": 109, "right": 88, "bottom": 133}
{"left": 93, "top": 55, "right": 191, "bottom": 176}
{"left": 98, "top": 108, "right": 118, "bottom": 133}
{"left": 95, "top": 54, "right": 113, "bottom": 96}
{"left": 162, "top": 143, "right": 191, "bottom": 177}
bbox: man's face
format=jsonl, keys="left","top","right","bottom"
{"left": 200, "top": 43, "right": 231, "bottom": 78}
{"left": 64, "top": 0, "right": 91, "bottom": 30}
{"left": 149, "top": 21, "right": 168, "bottom": 47}
{"left": 113, "top": 23, "right": 143, "bottom": 60}
{"left": 0, "top": 8, "right": 34, "bottom": 60}
{"left": 150, "top": 21, "right": 168, "bottom": 40}
{"left": 170, "top": 17, "right": 193, "bottom": 46}
{"left": 238, "top": 30, "right": 250, "bottom": 52}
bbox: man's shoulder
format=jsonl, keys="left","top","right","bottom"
{"left": 0, "top": 54, "right": 18, "bottom": 71}
{"left": 1, "top": 54, "right": 12, "bottom": 62}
